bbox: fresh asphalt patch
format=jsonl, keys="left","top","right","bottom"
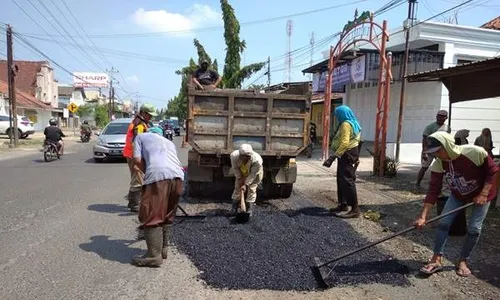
{"left": 172, "top": 206, "right": 412, "bottom": 291}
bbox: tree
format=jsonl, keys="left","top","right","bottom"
{"left": 168, "top": 0, "right": 265, "bottom": 118}
{"left": 220, "top": 0, "right": 265, "bottom": 88}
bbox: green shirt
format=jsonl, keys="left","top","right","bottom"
{"left": 423, "top": 122, "right": 451, "bottom": 137}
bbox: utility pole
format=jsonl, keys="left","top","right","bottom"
{"left": 395, "top": 0, "right": 417, "bottom": 161}
{"left": 267, "top": 56, "right": 271, "bottom": 88}
{"left": 6, "top": 25, "right": 18, "bottom": 147}
{"left": 309, "top": 32, "right": 315, "bottom": 81}
{"left": 106, "top": 67, "right": 119, "bottom": 119}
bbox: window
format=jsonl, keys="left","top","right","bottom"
{"left": 456, "top": 59, "right": 474, "bottom": 66}
{"left": 102, "top": 123, "right": 130, "bottom": 135}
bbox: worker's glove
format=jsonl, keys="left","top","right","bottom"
{"left": 323, "top": 155, "right": 337, "bottom": 168}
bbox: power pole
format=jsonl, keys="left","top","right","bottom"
{"left": 6, "top": 25, "right": 18, "bottom": 147}
{"left": 106, "top": 67, "right": 119, "bottom": 119}
{"left": 267, "top": 56, "right": 271, "bottom": 88}
{"left": 309, "top": 32, "right": 315, "bottom": 81}
{"left": 395, "top": 0, "right": 417, "bottom": 161}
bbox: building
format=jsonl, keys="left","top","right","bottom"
{"left": 303, "top": 19, "right": 500, "bottom": 164}
{"left": 0, "top": 80, "right": 53, "bottom": 131}
{"left": 0, "top": 60, "right": 59, "bottom": 130}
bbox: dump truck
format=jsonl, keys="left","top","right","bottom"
{"left": 186, "top": 85, "right": 311, "bottom": 199}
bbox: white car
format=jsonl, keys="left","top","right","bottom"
{"left": 93, "top": 118, "right": 132, "bottom": 162}
{"left": 0, "top": 114, "right": 35, "bottom": 139}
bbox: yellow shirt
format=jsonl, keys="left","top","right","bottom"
{"left": 331, "top": 122, "right": 360, "bottom": 157}
{"left": 239, "top": 162, "right": 250, "bottom": 177}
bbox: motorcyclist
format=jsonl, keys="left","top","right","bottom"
{"left": 44, "top": 118, "right": 66, "bottom": 155}
{"left": 80, "top": 120, "right": 92, "bottom": 137}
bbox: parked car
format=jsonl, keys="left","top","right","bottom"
{"left": 93, "top": 118, "right": 132, "bottom": 163}
{"left": 0, "top": 114, "right": 35, "bottom": 139}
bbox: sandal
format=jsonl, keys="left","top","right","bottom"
{"left": 455, "top": 266, "right": 472, "bottom": 277}
{"left": 419, "top": 262, "right": 443, "bottom": 275}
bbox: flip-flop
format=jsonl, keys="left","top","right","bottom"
{"left": 419, "top": 263, "right": 443, "bottom": 275}
{"left": 455, "top": 266, "right": 472, "bottom": 277}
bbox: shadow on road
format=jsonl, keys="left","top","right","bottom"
{"left": 87, "top": 203, "right": 136, "bottom": 216}
{"left": 79, "top": 235, "right": 143, "bottom": 264}
{"left": 84, "top": 158, "right": 127, "bottom": 164}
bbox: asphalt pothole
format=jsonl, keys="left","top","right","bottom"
{"left": 172, "top": 206, "right": 412, "bottom": 291}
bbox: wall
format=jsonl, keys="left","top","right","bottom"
{"left": 345, "top": 81, "right": 443, "bottom": 143}
{"left": 36, "top": 63, "right": 58, "bottom": 108}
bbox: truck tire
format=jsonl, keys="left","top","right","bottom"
{"left": 279, "top": 183, "right": 293, "bottom": 198}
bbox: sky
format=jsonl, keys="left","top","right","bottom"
{"left": 0, "top": 0, "right": 498, "bottom": 109}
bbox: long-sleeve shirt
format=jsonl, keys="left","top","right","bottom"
{"left": 331, "top": 122, "right": 361, "bottom": 157}
{"left": 424, "top": 146, "right": 499, "bottom": 205}
{"left": 230, "top": 150, "right": 263, "bottom": 186}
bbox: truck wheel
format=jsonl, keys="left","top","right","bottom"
{"left": 279, "top": 183, "right": 293, "bottom": 198}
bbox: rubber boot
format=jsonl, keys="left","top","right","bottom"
{"left": 128, "top": 190, "right": 140, "bottom": 212}
{"left": 161, "top": 224, "right": 171, "bottom": 259}
{"left": 132, "top": 226, "right": 163, "bottom": 267}
{"left": 230, "top": 202, "right": 239, "bottom": 215}
{"left": 246, "top": 202, "right": 253, "bottom": 217}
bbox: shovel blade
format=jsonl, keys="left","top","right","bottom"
{"left": 175, "top": 214, "right": 207, "bottom": 220}
{"left": 235, "top": 211, "right": 250, "bottom": 223}
{"left": 312, "top": 257, "right": 331, "bottom": 289}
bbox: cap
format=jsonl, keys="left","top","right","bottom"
{"left": 423, "top": 137, "right": 443, "bottom": 154}
{"left": 437, "top": 110, "right": 448, "bottom": 117}
{"left": 147, "top": 126, "right": 163, "bottom": 136}
{"left": 140, "top": 103, "right": 158, "bottom": 117}
{"left": 239, "top": 144, "right": 253, "bottom": 156}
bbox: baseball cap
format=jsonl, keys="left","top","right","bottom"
{"left": 437, "top": 110, "right": 448, "bottom": 117}
{"left": 423, "top": 136, "right": 443, "bottom": 154}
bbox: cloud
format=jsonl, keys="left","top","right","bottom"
{"left": 126, "top": 75, "right": 140, "bottom": 83}
{"left": 130, "top": 4, "right": 220, "bottom": 35}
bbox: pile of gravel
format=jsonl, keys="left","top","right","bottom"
{"left": 172, "top": 206, "right": 411, "bottom": 291}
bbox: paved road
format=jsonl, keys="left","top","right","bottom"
{"left": 0, "top": 137, "right": 201, "bottom": 300}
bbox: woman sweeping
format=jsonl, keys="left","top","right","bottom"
{"left": 323, "top": 105, "right": 362, "bottom": 219}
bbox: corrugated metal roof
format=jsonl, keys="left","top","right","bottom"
{"left": 406, "top": 56, "right": 500, "bottom": 81}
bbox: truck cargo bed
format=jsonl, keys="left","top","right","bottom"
{"left": 187, "top": 89, "right": 311, "bottom": 157}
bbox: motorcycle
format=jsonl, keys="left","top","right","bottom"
{"left": 43, "top": 140, "right": 60, "bottom": 162}
{"left": 304, "top": 122, "right": 317, "bottom": 158}
{"left": 80, "top": 131, "right": 91, "bottom": 143}
{"left": 164, "top": 129, "right": 174, "bottom": 141}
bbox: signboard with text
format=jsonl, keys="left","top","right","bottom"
{"left": 313, "top": 62, "right": 351, "bottom": 93}
{"left": 73, "top": 72, "right": 109, "bottom": 88}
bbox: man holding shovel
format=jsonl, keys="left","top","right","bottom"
{"left": 230, "top": 144, "right": 263, "bottom": 217}
{"left": 131, "top": 126, "right": 184, "bottom": 267}
{"left": 414, "top": 131, "right": 498, "bottom": 277}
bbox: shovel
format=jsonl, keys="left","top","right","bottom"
{"left": 175, "top": 204, "right": 206, "bottom": 220}
{"left": 235, "top": 188, "right": 250, "bottom": 223}
{"left": 313, "top": 202, "right": 474, "bottom": 288}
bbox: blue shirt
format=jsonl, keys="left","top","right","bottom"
{"left": 133, "top": 132, "right": 184, "bottom": 185}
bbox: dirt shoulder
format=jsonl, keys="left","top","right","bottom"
{"left": 295, "top": 157, "right": 499, "bottom": 300}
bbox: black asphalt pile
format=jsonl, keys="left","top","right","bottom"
{"left": 172, "top": 206, "right": 411, "bottom": 291}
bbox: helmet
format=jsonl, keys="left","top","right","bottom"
{"left": 49, "top": 118, "right": 57, "bottom": 126}
{"left": 140, "top": 103, "right": 158, "bottom": 117}
{"left": 83, "top": 120, "right": 88, "bottom": 124}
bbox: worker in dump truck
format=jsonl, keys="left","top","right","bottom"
{"left": 230, "top": 144, "right": 263, "bottom": 216}
{"left": 192, "top": 59, "right": 222, "bottom": 91}
{"left": 414, "top": 131, "right": 498, "bottom": 277}
{"left": 131, "top": 126, "right": 184, "bottom": 267}
{"left": 123, "top": 103, "right": 157, "bottom": 212}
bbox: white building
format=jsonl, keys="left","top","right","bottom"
{"left": 343, "top": 21, "right": 500, "bottom": 164}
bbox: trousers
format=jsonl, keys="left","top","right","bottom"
{"left": 336, "top": 147, "right": 359, "bottom": 207}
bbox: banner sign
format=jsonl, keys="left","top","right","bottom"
{"left": 313, "top": 62, "right": 351, "bottom": 93}
{"left": 73, "top": 72, "right": 109, "bottom": 88}
{"left": 350, "top": 55, "right": 366, "bottom": 83}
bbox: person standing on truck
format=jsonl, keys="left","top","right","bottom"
{"left": 123, "top": 103, "right": 157, "bottom": 212}
{"left": 230, "top": 144, "right": 264, "bottom": 216}
{"left": 416, "top": 110, "right": 451, "bottom": 188}
{"left": 323, "top": 105, "right": 362, "bottom": 219}
{"left": 131, "top": 126, "right": 184, "bottom": 267}
{"left": 414, "top": 131, "right": 498, "bottom": 277}
{"left": 192, "top": 59, "right": 222, "bottom": 90}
